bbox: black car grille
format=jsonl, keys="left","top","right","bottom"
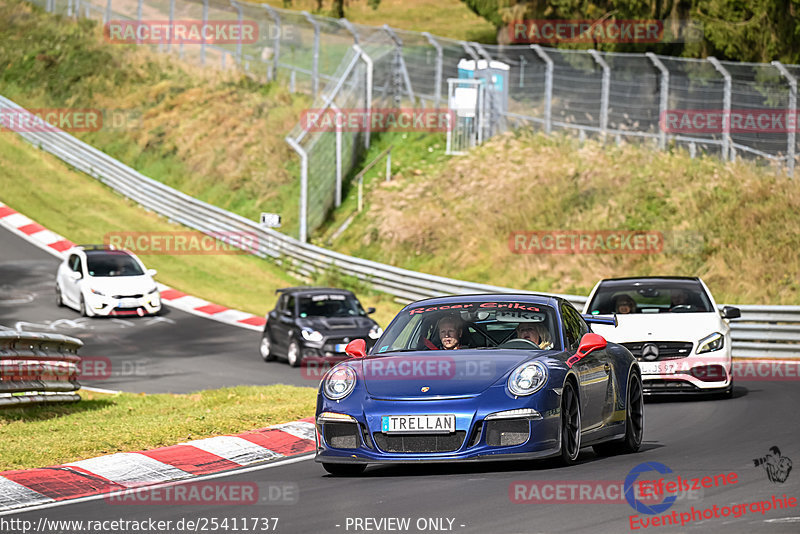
{"left": 622, "top": 342, "right": 693, "bottom": 361}
{"left": 643, "top": 379, "right": 701, "bottom": 392}
{"left": 373, "top": 432, "right": 466, "bottom": 453}
{"left": 485, "top": 419, "right": 530, "bottom": 447}
{"left": 324, "top": 422, "right": 361, "bottom": 449}
{"left": 113, "top": 294, "right": 143, "bottom": 299}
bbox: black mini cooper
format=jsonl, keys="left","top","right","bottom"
{"left": 259, "top": 287, "right": 382, "bottom": 367}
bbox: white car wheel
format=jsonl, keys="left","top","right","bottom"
{"left": 287, "top": 340, "right": 301, "bottom": 367}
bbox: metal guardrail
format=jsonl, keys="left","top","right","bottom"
{"left": 0, "top": 331, "right": 83, "bottom": 407}
{"left": 1, "top": 93, "right": 798, "bottom": 359}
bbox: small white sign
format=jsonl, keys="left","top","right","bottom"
{"left": 260, "top": 213, "right": 281, "bottom": 228}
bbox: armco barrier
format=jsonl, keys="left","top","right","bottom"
{"left": 0, "top": 331, "right": 83, "bottom": 406}
{"left": 1, "top": 94, "right": 798, "bottom": 359}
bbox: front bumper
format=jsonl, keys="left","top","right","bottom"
{"left": 314, "top": 390, "right": 562, "bottom": 465}
{"left": 85, "top": 291, "right": 161, "bottom": 316}
{"left": 639, "top": 354, "right": 732, "bottom": 393}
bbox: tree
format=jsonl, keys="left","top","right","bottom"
{"left": 283, "top": 0, "right": 381, "bottom": 19}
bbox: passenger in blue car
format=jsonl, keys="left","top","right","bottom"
{"left": 515, "top": 322, "right": 553, "bottom": 350}
{"left": 437, "top": 315, "right": 464, "bottom": 350}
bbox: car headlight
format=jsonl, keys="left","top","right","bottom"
{"left": 368, "top": 325, "right": 383, "bottom": 340}
{"left": 507, "top": 361, "right": 548, "bottom": 396}
{"left": 323, "top": 365, "right": 357, "bottom": 400}
{"left": 697, "top": 332, "right": 724, "bottom": 354}
{"left": 301, "top": 329, "right": 324, "bottom": 342}
{"left": 90, "top": 288, "right": 105, "bottom": 296}
{"left": 147, "top": 286, "right": 159, "bottom": 294}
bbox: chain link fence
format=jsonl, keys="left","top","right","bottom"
{"left": 28, "top": 0, "right": 800, "bottom": 241}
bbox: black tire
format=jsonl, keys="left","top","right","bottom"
{"left": 594, "top": 372, "right": 644, "bottom": 456}
{"left": 287, "top": 339, "right": 301, "bottom": 367}
{"left": 322, "top": 463, "right": 366, "bottom": 476}
{"left": 559, "top": 380, "right": 581, "bottom": 465}
{"left": 260, "top": 333, "right": 276, "bottom": 362}
{"left": 55, "top": 285, "right": 64, "bottom": 307}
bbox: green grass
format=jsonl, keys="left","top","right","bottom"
{"left": 321, "top": 130, "right": 800, "bottom": 305}
{"left": 0, "top": 386, "right": 316, "bottom": 471}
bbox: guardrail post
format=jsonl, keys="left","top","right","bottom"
{"left": 647, "top": 52, "right": 669, "bottom": 151}
{"left": 302, "top": 12, "right": 321, "bottom": 98}
{"left": 708, "top": 57, "right": 731, "bottom": 162}
{"left": 262, "top": 4, "right": 281, "bottom": 81}
{"left": 422, "top": 32, "right": 442, "bottom": 109}
{"left": 230, "top": 0, "right": 244, "bottom": 64}
{"left": 354, "top": 44, "right": 373, "bottom": 149}
{"left": 531, "top": 45, "right": 553, "bottom": 134}
{"left": 285, "top": 136, "right": 308, "bottom": 243}
{"left": 340, "top": 18, "right": 360, "bottom": 45}
{"left": 773, "top": 61, "right": 796, "bottom": 178}
{"left": 589, "top": 49, "right": 610, "bottom": 141}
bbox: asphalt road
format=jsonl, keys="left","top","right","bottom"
{"left": 8, "top": 381, "right": 800, "bottom": 534}
{"left": 0, "top": 227, "right": 316, "bottom": 392}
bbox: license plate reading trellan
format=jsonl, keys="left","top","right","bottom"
{"left": 381, "top": 415, "right": 455, "bottom": 434}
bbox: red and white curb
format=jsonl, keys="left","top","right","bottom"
{"left": 0, "top": 201, "right": 266, "bottom": 332}
{"left": 0, "top": 418, "right": 315, "bottom": 513}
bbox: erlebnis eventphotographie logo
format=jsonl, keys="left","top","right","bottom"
{"left": 753, "top": 446, "right": 793, "bottom": 483}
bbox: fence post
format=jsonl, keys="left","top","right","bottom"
{"left": 285, "top": 137, "right": 308, "bottom": 243}
{"left": 137, "top": 0, "right": 142, "bottom": 21}
{"left": 302, "top": 12, "right": 320, "bottom": 99}
{"left": 354, "top": 44, "right": 373, "bottom": 149}
{"left": 340, "top": 18, "right": 360, "bottom": 45}
{"left": 383, "top": 25, "right": 415, "bottom": 107}
{"left": 165, "top": 0, "right": 175, "bottom": 52}
{"left": 589, "top": 49, "right": 610, "bottom": 141}
{"left": 531, "top": 45, "right": 553, "bottom": 134}
{"left": 386, "top": 148, "right": 392, "bottom": 181}
{"left": 104, "top": 0, "right": 112, "bottom": 24}
{"left": 230, "top": 1, "right": 244, "bottom": 64}
{"left": 262, "top": 4, "right": 281, "bottom": 81}
{"left": 646, "top": 52, "right": 669, "bottom": 151}
{"left": 772, "top": 61, "right": 796, "bottom": 178}
{"left": 519, "top": 55, "right": 527, "bottom": 88}
{"left": 331, "top": 102, "right": 343, "bottom": 207}
{"left": 422, "top": 32, "right": 442, "bottom": 109}
{"left": 67, "top": 0, "right": 72, "bottom": 17}
{"left": 708, "top": 57, "right": 731, "bottom": 162}
{"left": 200, "top": 0, "right": 208, "bottom": 65}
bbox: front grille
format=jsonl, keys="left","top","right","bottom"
{"left": 643, "top": 379, "right": 701, "bottom": 392}
{"left": 485, "top": 419, "right": 530, "bottom": 447}
{"left": 324, "top": 422, "right": 361, "bottom": 449}
{"left": 113, "top": 294, "right": 143, "bottom": 299}
{"left": 623, "top": 342, "right": 693, "bottom": 361}
{"left": 373, "top": 431, "right": 466, "bottom": 453}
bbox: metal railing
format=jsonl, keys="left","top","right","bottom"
{"left": 0, "top": 331, "right": 83, "bottom": 407}
{"left": 3, "top": 94, "right": 798, "bottom": 359}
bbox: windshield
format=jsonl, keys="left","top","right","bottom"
{"left": 298, "top": 294, "right": 366, "bottom": 317}
{"left": 587, "top": 281, "right": 714, "bottom": 314}
{"left": 86, "top": 253, "right": 144, "bottom": 277}
{"left": 374, "top": 301, "right": 561, "bottom": 353}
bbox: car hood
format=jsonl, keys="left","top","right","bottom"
{"left": 299, "top": 316, "right": 376, "bottom": 333}
{"left": 591, "top": 312, "right": 726, "bottom": 344}
{"left": 357, "top": 350, "right": 542, "bottom": 399}
{"left": 84, "top": 275, "right": 156, "bottom": 295}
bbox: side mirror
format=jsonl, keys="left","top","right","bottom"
{"left": 345, "top": 339, "right": 367, "bottom": 358}
{"left": 566, "top": 333, "right": 607, "bottom": 367}
{"left": 146, "top": 269, "right": 157, "bottom": 277}
{"left": 366, "top": 307, "right": 376, "bottom": 315}
{"left": 69, "top": 271, "right": 82, "bottom": 281}
{"left": 721, "top": 306, "right": 741, "bottom": 320}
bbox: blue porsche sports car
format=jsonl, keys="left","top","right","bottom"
{"left": 314, "top": 294, "right": 643, "bottom": 475}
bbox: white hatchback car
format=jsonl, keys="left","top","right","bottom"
{"left": 56, "top": 245, "right": 161, "bottom": 317}
{"left": 583, "top": 277, "right": 740, "bottom": 397}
